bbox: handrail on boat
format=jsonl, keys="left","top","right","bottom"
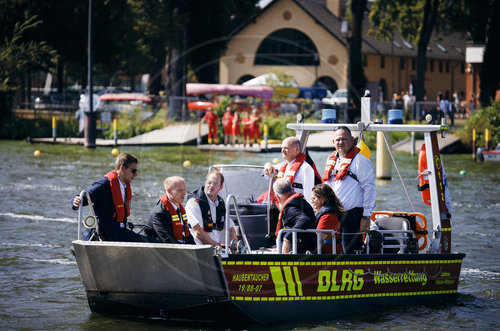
{"left": 276, "top": 228, "right": 339, "bottom": 254}
{"left": 77, "top": 190, "right": 98, "bottom": 240}
{"left": 224, "top": 194, "right": 252, "bottom": 254}
{"left": 365, "top": 229, "right": 416, "bottom": 254}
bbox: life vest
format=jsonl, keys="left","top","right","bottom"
{"left": 187, "top": 187, "right": 226, "bottom": 232}
{"left": 275, "top": 192, "right": 303, "bottom": 237}
{"left": 250, "top": 114, "right": 261, "bottom": 129}
{"left": 322, "top": 146, "right": 361, "bottom": 182}
{"left": 278, "top": 153, "right": 307, "bottom": 190}
{"left": 222, "top": 112, "right": 233, "bottom": 127}
{"left": 417, "top": 144, "right": 431, "bottom": 205}
{"left": 159, "top": 194, "right": 191, "bottom": 242}
{"left": 104, "top": 170, "right": 130, "bottom": 224}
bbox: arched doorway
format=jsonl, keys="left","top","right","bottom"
{"left": 236, "top": 75, "right": 255, "bottom": 85}
{"left": 316, "top": 76, "right": 338, "bottom": 93}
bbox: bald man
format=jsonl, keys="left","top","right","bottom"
{"left": 264, "top": 137, "right": 319, "bottom": 205}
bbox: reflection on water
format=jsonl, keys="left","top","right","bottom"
{"left": 0, "top": 140, "right": 499, "bottom": 329}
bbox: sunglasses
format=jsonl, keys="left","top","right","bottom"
{"left": 126, "top": 166, "right": 138, "bottom": 174}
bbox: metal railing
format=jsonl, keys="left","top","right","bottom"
{"left": 77, "top": 190, "right": 98, "bottom": 240}
{"left": 365, "top": 229, "right": 416, "bottom": 254}
{"left": 224, "top": 194, "right": 252, "bottom": 254}
{"left": 276, "top": 228, "right": 339, "bottom": 254}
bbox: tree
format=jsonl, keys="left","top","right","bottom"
{"left": 369, "top": 0, "right": 443, "bottom": 102}
{"left": 478, "top": 0, "right": 500, "bottom": 107}
{"left": 0, "top": 13, "right": 55, "bottom": 120}
{"left": 444, "top": 0, "right": 499, "bottom": 107}
{"left": 346, "top": 0, "right": 368, "bottom": 115}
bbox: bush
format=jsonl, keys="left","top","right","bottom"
{"left": 456, "top": 100, "right": 500, "bottom": 148}
{"left": 0, "top": 115, "right": 80, "bottom": 139}
{"left": 100, "top": 106, "right": 168, "bottom": 139}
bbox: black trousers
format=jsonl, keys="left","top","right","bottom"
{"left": 341, "top": 207, "right": 364, "bottom": 254}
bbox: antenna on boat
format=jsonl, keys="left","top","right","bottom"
{"left": 361, "top": 89, "right": 372, "bottom": 125}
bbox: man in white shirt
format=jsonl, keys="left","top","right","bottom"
{"left": 263, "top": 137, "right": 318, "bottom": 206}
{"left": 185, "top": 170, "right": 237, "bottom": 246}
{"left": 323, "top": 126, "right": 376, "bottom": 253}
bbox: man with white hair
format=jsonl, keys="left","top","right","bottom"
{"left": 273, "top": 178, "right": 316, "bottom": 254}
{"left": 263, "top": 136, "right": 321, "bottom": 205}
{"left": 145, "top": 176, "right": 194, "bottom": 244}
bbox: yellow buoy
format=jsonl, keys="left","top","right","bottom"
{"left": 357, "top": 138, "right": 371, "bottom": 159}
{"left": 34, "top": 150, "right": 41, "bottom": 157}
{"left": 183, "top": 160, "right": 192, "bottom": 168}
{"left": 111, "top": 148, "right": 119, "bottom": 156}
{"left": 272, "top": 158, "right": 280, "bottom": 164}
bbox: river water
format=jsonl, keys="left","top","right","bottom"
{"left": 0, "top": 140, "right": 499, "bottom": 330}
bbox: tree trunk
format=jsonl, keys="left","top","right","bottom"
{"left": 415, "top": 0, "right": 439, "bottom": 102}
{"left": 347, "top": 0, "right": 367, "bottom": 117}
{"left": 57, "top": 56, "right": 64, "bottom": 94}
{"left": 479, "top": 0, "right": 500, "bottom": 107}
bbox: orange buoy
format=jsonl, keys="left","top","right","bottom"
{"left": 417, "top": 144, "right": 431, "bottom": 206}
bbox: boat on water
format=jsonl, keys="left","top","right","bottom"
{"left": 72, "top": 98, "right": 464, "bottom": 324}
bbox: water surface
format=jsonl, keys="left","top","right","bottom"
{"left": 0, "top": 140, "right": 498, "bottom": 329}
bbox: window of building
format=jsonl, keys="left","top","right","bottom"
{"left": 254, "top": 29, "right": 319, "bottom": 66}
{"left": 460, "top": 62, "right": 465, "bottom": 74}
{"left": 439, "top": 60, "right": 443, "bottom": 73}
{"left": 446, "top": 61, "right": 450, "bottom": 73}
{"left": 429, "top": 60, "right": 434, "bottom": 72}
{"left": 400, "top": 58, "right": 405, "bottom": 70}
{"left": 363, "top": 54, "right": 367, "bottom": 67}
{"left": 411, "top": 58, "right": 416, "bottom": 71}
{"left": 381, "top": 55, "right": 385, "bottom": 68}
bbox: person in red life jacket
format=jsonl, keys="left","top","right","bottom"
{"left": 222, "top": 106, "right": 234, "bottom": 145}
{"left": 201, "top": 107, "right": 218, "bottom": 144}
{"left": 71, "top": 153, "right": 157, "bottom": 242}
{"left": 185, "top": 170, "right": 238, "bottom": 247}
{"left": 241, "top": 111, "right": 252, "bottom": 146}
{"left": 311, "top": 184, "right": 344, "bottom": 254}
{"left": 249, "top": 107, "right": 261, "bottom": 145}
{"left": 323, "top": 126, "right": 376, "bottom": 254}
{"left": 145, "top": 176, "right": 194, "bottom": 244}
{"left": 231, "top": 110, "right": 241, "bottom": 145}
{"left": 262, "top": 137, "right": 321, "bottom": 206}
{"left": 273, "top": 178, "right": 316, "bottom": 254}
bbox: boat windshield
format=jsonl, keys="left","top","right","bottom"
{"left": 211, "top": 165, "right": 270, "bottom": 205}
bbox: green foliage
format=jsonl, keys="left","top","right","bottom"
{"left": 100, "top": 107, "right": 169, "bottom": 139}
{"left": 456, "top": 100, "right": 500, "bottom": 148}
{"left": 264, "top": 68, "right": 297, "bottom": 87}
{"left": 0, "top": 115, "right": 80, "bottom": 140}
{"left": 262, "top": 114, "right": 297, "bottom": 140}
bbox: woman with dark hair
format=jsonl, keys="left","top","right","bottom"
{"left": 311, "top": 184, "right": 344, "bottom": 254}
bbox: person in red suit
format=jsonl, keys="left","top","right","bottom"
{"left": 249, "top": 108, "right": 261, "bottom": 146}
{"left": 241, "top": 111, "right": 252, "bottom": 146}
{"left": 222, "top": 106, "right": 234, "bottom": 145}
{"left": 201, "top": 107, "right": 218, "bottom": 144}
{"left": 232, "top": 110, "right": 241, "bottom": 145}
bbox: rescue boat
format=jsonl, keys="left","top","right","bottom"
{"left": 72, "top": 95, "right": 464, "bottom": 324}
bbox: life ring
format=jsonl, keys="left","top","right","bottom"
{"left": 370, "top": 211, "right": 428, "bottom": 251}
{"left": 417, "top": 144, "right": 431, "bottom": 206}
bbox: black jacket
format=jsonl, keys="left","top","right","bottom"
{"left": 281, "top": 195, "right": 317, "bottom": 253}
{"left": 145, "top": 200, "right": 195, "bottom": 244}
